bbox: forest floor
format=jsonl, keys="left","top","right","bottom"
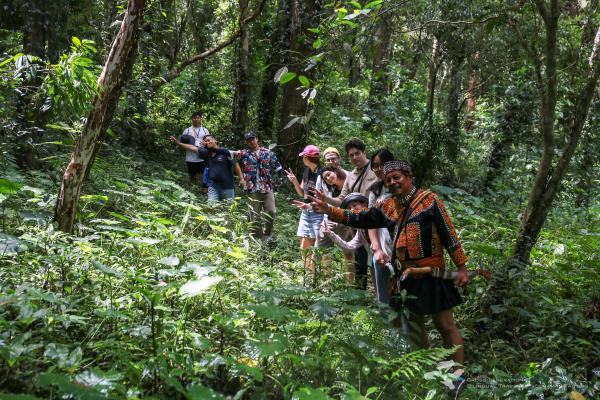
{"left": 0, "top": 146, "right": 598, "bottom": 399}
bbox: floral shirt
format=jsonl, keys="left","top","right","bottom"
{"left": 236, "top": 147, "right": 283, "bottom": 194}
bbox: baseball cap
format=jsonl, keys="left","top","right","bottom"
{"left": 244, "top": 131, "right": 257, "bottom": 140}
{"left": 299, "top": 145, "right": 320, "bottom": 157}
{"left": 341, "top": 192, "right": 368, "bottom": 209}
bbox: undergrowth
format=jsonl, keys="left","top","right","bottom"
{"left": 0, "top": 147, "right": 598, "bottom": 399}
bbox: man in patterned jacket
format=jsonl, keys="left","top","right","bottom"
{"left": 310, "top": 160, "right": 468, "bottom": 395}
{"left": 233, "top": 131, "right": 285, "bottom": 240}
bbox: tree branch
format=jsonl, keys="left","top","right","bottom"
{"left": 152, "top": 0, "right": 268, "bottom": 89}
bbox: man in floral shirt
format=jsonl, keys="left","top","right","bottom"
{"left": 233, "top": 131, "right": 285, "bottom": 240}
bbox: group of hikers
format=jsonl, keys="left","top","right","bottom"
{"left": 170, "top": 112, "right": 469, "bottom": 397}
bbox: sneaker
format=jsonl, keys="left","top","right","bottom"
{"left": 447, "top": 375, "right": 467, "bottom": 399}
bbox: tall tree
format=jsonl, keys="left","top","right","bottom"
{"left": 412, "top": 35, "right": 441, "bottom": 186}
{"left": 257, "top": 0, "right": 291, "bottom": 141}
{"left": 54, "top": 0, "right": 146, "bottom": 233}
{"left": 445, "top": 56, "right": 463, "bottom": 162}
{"left": 276, "top": 0, "right": 322, "bottom": 170}
{"left": 231, "top": 0, "right": 251, "bottom": 139}
{"left": 363, "top": 10, "right": 392, "bottom": 133}
{"left": 489, "top": 1, "right": 600, "bottom": 298}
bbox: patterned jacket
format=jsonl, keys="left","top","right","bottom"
{"left": 236, "top": 147, "right": 283, "bottom": 194}
{"left": 328, "top": 189, "right": 468, "bottom": 268}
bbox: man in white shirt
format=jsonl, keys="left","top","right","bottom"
{"left": 179, "top": 111, "right": 209, "bottom": 191}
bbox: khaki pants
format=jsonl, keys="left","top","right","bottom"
{"left": 248, "top": 192, "right": 276, "bottom": 238}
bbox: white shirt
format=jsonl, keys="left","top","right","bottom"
{"left": 182, "top": 126, "right": 209, "bottom": 163}
{"left": 368, "top": 185, "right": 393, "bottom": 259}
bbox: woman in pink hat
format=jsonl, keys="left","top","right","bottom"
{"left": 286, "top": 145, "right": 325, "bottom": 285}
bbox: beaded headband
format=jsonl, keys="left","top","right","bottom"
{"left": 383, "top": 160, "right": 412, "bottom": 176}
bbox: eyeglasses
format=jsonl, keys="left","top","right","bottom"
{"left": 372, "top": 164, "right": 383, "bottom": 172}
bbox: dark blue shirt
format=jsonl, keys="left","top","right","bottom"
{"left": 197, "top": 147, "right": 235, "bottom": 189}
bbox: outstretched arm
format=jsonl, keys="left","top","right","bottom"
{"left": 169, "top": 136, "right": 198, "bottom": 153}
{"left": 310, "top": 189, "right": 391, "bottom": 229}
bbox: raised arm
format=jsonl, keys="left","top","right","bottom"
{"left": 169, "top": 136, "right": 198, "bottom": 153}
{"left": 286, "top": 169, "right": 304, "bottom": 197}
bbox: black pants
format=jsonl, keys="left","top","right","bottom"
{"left": 354, "top": 246, "right": 368, "bottom": 290}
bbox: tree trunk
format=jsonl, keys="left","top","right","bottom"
{"left": 347, "top": 32, "right": 360, "bottom": 88}
{"left": 276, "top": 0, "right": 322, "bottom": 171}
{"left": 482, "top": 81, "right": 536, "bottom": 190}
{"left": 257, "top": 0, "right": 291, "bottom": 141}
{"left": 363, "top": 11, "right": 392, "bottom": 133}
{"left": 54, "top": 0, "right": 146, "bottom": 233}
{"left": 464, "top": 66, "right": 478, "bottom": 131}
{"left": 445, "top": 57, "right": 462, "bottom": 162}
{"left": 22, "top": 0, "right": 47, "bottom": 58}
{"left": 231, "top": 0, "right": 251, "bottom": 140}
{"left": 574, "top": 110, "right": 598, "bottom": 207}
{"left": 425, "top": 36, "right": 440, "bottom": 128}
{"left": 487, "top": 4, "right": 600, "bottom": 303}
{"left": 412, "top": 36, "right": 441, "bottom": 186}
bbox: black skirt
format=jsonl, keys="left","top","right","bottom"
{"left": 391, "top": 275, "right": 463, "bottom": 315}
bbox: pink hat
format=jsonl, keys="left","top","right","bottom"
{"left": 299, "top": 144, "right": 320, "bottom": 157}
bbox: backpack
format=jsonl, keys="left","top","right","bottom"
{"left": 203, "top": 167, "right": 210, "bottom": 186}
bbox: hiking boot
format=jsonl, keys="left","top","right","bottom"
{"left": 447, "top": 375, "right": 467, "bottom": 399}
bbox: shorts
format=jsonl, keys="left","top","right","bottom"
{"left": 186, "top": 161, "right": 205, "bottom": 177}
{"left": 296, "top": 210, "right": 324, "bottom": 239}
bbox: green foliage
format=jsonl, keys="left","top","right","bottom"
{"left": 40, "top": 37, "right": 100, "bottom": 120}
{"left": 0, "top": 149, "right": 463, "bottom": 399}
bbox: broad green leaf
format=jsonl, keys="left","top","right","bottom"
{"left": 107, "top": 211, "right": 129, "bottom": 221}
{"left": 44, "top": 343, "right": 69, "bottom": 364}
{"left": 274, "top": 66, "right": 288, "bottom": 83}
{"left": 365, "top": 0, "right": 383, "bottom": 8}
{"left": 312, "top": 38, "right": 322, "bottom": 49}
{"left": 292, "top": 387, "right": 332, "bottom": 400}
{"left": 158, "top": 256, "right": 180, "bottom": 266}
{"left": 250, "top": 332, "right": 289, "bottom": 357}
{"left": 92, "top": 261, "right": 122, "bottom": 277}
{"left": 0, "top": 234, "right": 26, "bottom": 255}
{"left": 247, "top": 304, "right": 298, "bottom": 322}
{"left": 127, "top": 237, "right": 160, "bottom": 245}
{"left": 180, "top": 276, "right": 222, "bottom": 298}
{"left": 310, "top": 299, "right": 338, "bottom": 320}
{"left": 187, "top": 384, "right": 226, "bottom": 400}
{"left": 298, "top": 75, "right": 310, "bottom": 87}
{"left": 279, "top": 71, "right": 296, "bottom": 84}
{"left": 0, "top": 178, "right": 23, "bottom": 194}
{"left": 283, "top": 116, "right": 301, "bottom": 130}
{"left": 75, "top": 369, "right": 122, "bottom": 389}
{"left": 230, "top": 361, "right": 263, "bottom": 382}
